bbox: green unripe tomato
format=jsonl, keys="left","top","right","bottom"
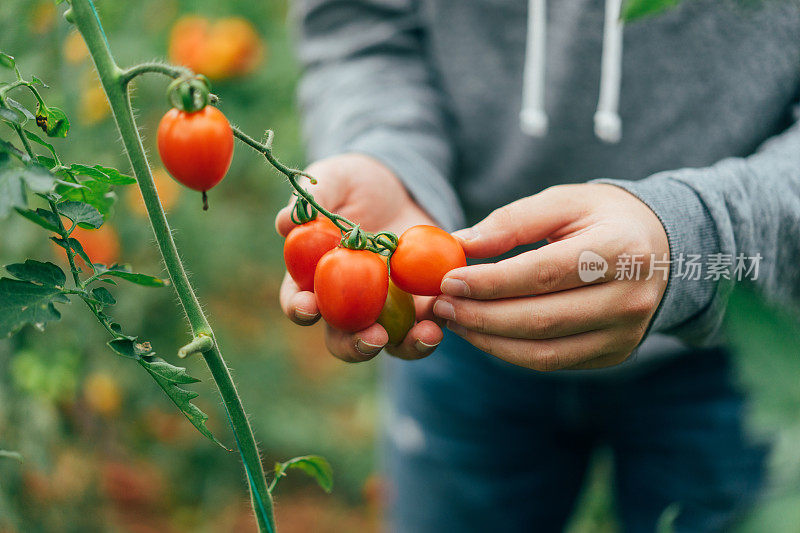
{"left": 377, "top": 281, "right": 415, "bottom": 345}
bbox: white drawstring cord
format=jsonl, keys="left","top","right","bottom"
{"left": 520, "top": 0, "right": 548, "bottom": 137}
{"left": 594, "top": 0, "right": 624, "bottom": 143}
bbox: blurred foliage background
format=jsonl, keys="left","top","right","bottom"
{"left": 0, "top": 1, "right": 799, "bottom": 532}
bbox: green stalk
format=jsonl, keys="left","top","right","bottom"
{"left": 67, "top": 1, "right": 275, "bottom": 531}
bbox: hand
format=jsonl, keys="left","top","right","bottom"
{"left": 433, "top": 184, "right": 670, "bottom": 371}
{"left": 275, "top": 153, "right": 443, "bottom": 362}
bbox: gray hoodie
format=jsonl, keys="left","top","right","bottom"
{"left": 294, "top": 0, "right": 800, "bottom": 370}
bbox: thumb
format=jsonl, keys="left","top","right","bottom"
{"left": 274, "top": 158, "right": 349, "bottom": 237}
{"left": 453, "top": 186, "right": 585, "bottom": 258}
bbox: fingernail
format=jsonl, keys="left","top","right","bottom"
{"left": 440, "top": 278, "right": 469, "bottom": 297}
{"left": 447, "top": 321, "right": 466, "bottom": 336}
{"left": 414, "top": 339, "right": 440, "bottom": 355}
{"left": 433, "top": 300, "right": 456, "bottom": 321}
{"left": 355, "top": 339, "right": 383, "bottom": 356}
{"left": 452, "top": 228, "right": 478, "bottom": 242}
{"left": 294, "top": 309, "right": 318, "bottom": 321}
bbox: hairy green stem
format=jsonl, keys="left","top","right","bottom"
{"left": 68, "top": 1, "right": 275, "bottom": 531}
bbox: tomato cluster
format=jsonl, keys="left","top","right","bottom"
{"left": 283, "top": 222, "right": 466, "bottom": 340}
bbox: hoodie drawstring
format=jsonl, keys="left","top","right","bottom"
{"left": 594, "top": 0, "right": 624, "bottom": 143}
{"left": 520, "top": 0, "right": 625, "bottom": 143}
{"left": 520, "top": 0, "right": 548, "bottom": 137}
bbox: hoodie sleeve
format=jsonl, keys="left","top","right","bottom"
{"left": 293, "top": 0, "right": 465, "bottom": 231}
{"left": 597, "top": 109, "right": 800, "bottom": 344}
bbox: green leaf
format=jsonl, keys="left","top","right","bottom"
{"left": 0, "top": 166, "right": 26, "bottom": 218}
{"left": 5, "top": 98, "right": 34, "bottom": 123}
{"left": 69, "top": 164, "right": 136, "bottom": 185}
{"left": 22, "top": 164, "right": 58, "bottom": 193}
{"left": 50, "top": 236, "right": 93, "bottom": 268}
{"left": 273, "top": 455, "right": 333, "bottom": 494}
{"left": 25, "top": 130, "right": 58, "bottom": 160}
{"left": 0, "top": 278, "right": 69, "bottom": 337}
{"left": 0, "top": 107, "right": 22, "bottom": 125}
{"left": 0, "top": 53, "right": 15, "bottom": 70}
{"left": 56, "top": 178, "right": 116, "bottom": 217}
{"left": 97, "top": 265, "right": 169, "bottom": 287}
{"left": 0, "top": 450, "right": 23, "bottom": 463}
{"left": 138, "top": 354, "right": 225, "bottom": 448}
{"left": 57, "top": 200, "right": 103, "bottom": 228}
{"left": 6, "top": 260, "right": 66, "bottom": 287}
{"left": 622, "top": 0, "right": 682, "bottom": 21}
{"left": 15, "top": 207, "right": 60, "bottom": 233}
{"left": 31, "top": 76, "right": 48, "bottom": 88}
{"left": 90, "top": 287, "right": 116, "bottom": 306}
{"left": 105, "top": 333, "right": 223, "bottom": 447}
{"left": 35, "top": 104, "right": 70, "bottom": 138}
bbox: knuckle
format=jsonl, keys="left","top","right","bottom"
{"left": 530, "top": 344, "right": 562, "bottom": 372}
{"left": 533, "top": 261, "right": 565, "bottom": 293}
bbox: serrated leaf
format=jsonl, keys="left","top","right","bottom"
{"left": 0, "top": 53, "right": 15, "bottom": 69}
{"left": 6, "top": 260, "right": 66, "bottom": 287}
{"left": 622, "top": 0, "right": 682, "bottom": 21}
{"left": 91, "top": 287, "right": 116, "bottom": 306}
{"left": 15, "top": 207, "right": 60, "bottom": 232}
{"left": 56, "top": 178, "right": 116, "bottom": 217}
{"left": 0, "top": 450, "right": 23, "bottom": 463}
{"left": 70, "top": 164, "right": 135, "bottom": 185}
{"left": 107, "top": 337, "right": 142, "bottom": 358}
{"left": 35, "top": 105, "right": 70, "bottom": 138}
{"left": 98, "top": 266, "right": 169, "bottom": 287}
{"left": 0, "top": 166, "right": 26, "bottom": 217}
{"left": 51, "top": 236, "right": 93, "bottom": 268}
{"left": 0, "top": 278, "right": 69, "bottom": 337}
{"left": 57, "top": 200, "right": 103, "bottom": 228}
{"left": 135, "top": 354, "right": 224, "bottom": 447}
{"left": 273, "top": 455, "right": 333, "bottom": 493}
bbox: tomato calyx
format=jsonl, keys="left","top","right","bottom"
{"left": 290, "top": 194, "right": 318, "bottom": 225}
{"left": 166, "top": 75, "right": 212, "bottom": 113}
{"left": 342, "top": 225, "right": 369, "bottom": 250}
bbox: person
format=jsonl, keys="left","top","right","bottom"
{"left": 277, "top": 0, "right": 800, "bottom": 531}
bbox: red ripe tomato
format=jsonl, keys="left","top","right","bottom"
{"left": 284, "top": 217, "right": 342, "bottom": 292}
{"left": 390, "top": 225, "right": 466, "bottom": 296}
{"left": 314, "top": 248, "right": 389, "bottom": 332}
{"left": 156, "top": 106, "right": 233, "bottom": 193}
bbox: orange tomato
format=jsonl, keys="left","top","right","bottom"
{"left": 168, "top": 15, "right": 265, "bottom": 80}
{"left": 70, "top": 225, "right": 121, "bottom": 267}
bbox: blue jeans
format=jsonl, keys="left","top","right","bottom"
{"left": 384, "top": 332, "right": 767, "bottom": 533}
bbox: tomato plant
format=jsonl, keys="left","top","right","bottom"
{"left": 314, "top": 247, "right": 389, "bottom": 332}
{"left": 157, "top": 105, "right": 233, "bottom": 208}
{"left": 284, "top": 216, "right": 342, "bottom": 292}
{"left": 390, "top": 225, "right": 467, "bottom": 296}
{"left": 377, "top": 281, "right": 415, "bottom": 345}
